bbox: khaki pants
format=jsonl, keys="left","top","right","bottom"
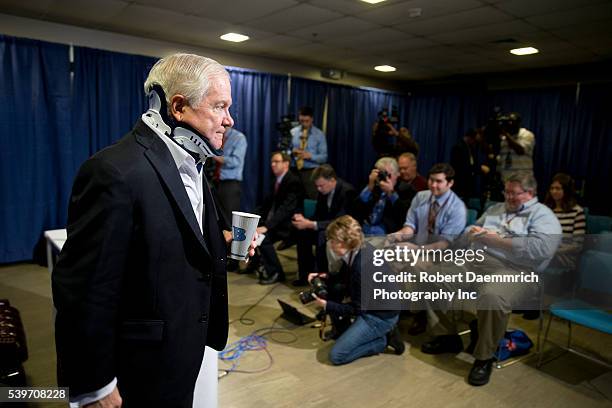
{"left": 422, "top": 257, "right": 535, "bottom": 360}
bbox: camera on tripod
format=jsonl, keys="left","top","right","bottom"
{"left": 299, "top": 277, "right": 329, "bottom": 304}
{"left": 276, "top": 114, "right": 299, "bottom": 154}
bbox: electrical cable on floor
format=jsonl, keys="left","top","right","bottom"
{"left": 228, "top": 282, "right": 280, "bottom": 326}
{"left": 220, "top": 283, "right": 303, "bottom": 377}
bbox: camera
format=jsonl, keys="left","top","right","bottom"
{"left": 276, "top": 114, "right": 299, "bottom": 154}
{"left": 299, "top": 277, "right": 329, "bottom": 304}
{"left": 377, "top": 169, "right": 389, "bottom": 183}
{"left": 377, "top": 106, "right": 399, "bottom": 125}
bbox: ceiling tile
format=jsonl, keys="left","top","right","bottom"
{"left": 357, "top": 0, "right": 484, "bottom": 25}
{"left": 307, "top": 0, "right": 386, "bottom": 15}
{"left": 242, "top": 3, "right": 343, "bottom": 33}
{"left": 428, "top": 20, "right": 540, "bottom": 45}
{"left": 44, "top": 0, "right": 127, "bottom": 25}
{"left": 0, "top": 0, "right": 55, "bottom": 18}
{"left": 325, "top": 27, "right": 413, "bottom": 48}
{"left": 525, "top": 2, "right": 612, "bottom": 29}
{"left": 290, "top": 16, "right": 380, "bottom": 41}
{"left": 495, "top": 0, "right": 608, "bottom": 18}
{"left": 394, "top": 5, "right": 515, "bottom": 36}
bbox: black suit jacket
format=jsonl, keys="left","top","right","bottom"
{"left": 353, "top": 181, "right": 416, "bottom": 234}
{"left": 52, "top": 120, "right": 228, "bottom": 405}
{"left": 314, "top": 178, "right": 356, "bottom": 232}
{"left": 256, "top": 171, "right": 303, "bottom": 238}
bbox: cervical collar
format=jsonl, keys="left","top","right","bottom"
{"left": 142, "top": 84, "right": 223, "bottom": 163}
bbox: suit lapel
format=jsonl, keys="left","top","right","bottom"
{"left": 135, "top": 121, "right": 212, "bottom": 258}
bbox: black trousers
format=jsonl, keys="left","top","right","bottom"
{"left": 258, "top": 231, "right": 285, "bottom": 279}
{"left": 296, "top": 228, "right": 328, "bottom": 282}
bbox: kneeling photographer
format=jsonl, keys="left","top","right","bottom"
{"left": 309, "top": 215, "right": 404, "bottom": 365}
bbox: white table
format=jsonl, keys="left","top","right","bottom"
{"left": 44, "top": 229, "right": 218, "bottom": 407}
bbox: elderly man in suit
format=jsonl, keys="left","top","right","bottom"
{"left": 250, "top": 151, "right": 303, "bottom": 284}
{"left": 52, "top": 53, "right": 256, "bottom": 407}
{"left": 291, "top": 164, "right": 356, "bottom": 286}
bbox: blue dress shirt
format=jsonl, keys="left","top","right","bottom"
{"left": 220, "top": 128, "right": 247, "bottom": 181}
{"left": 404, "top": 189, "right": 466, "bottom": 244}
{"left": 290, "top": 125, "right": 328, "bottom": 169}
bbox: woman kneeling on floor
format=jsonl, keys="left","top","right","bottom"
{"left": 310, "top": 215, "right": 405, "bottom": 365}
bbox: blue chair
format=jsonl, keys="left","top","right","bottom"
{"left": 586, "top": 215, "right": 612, "bottom": 234}
{"left": 303, "top": 199, "right": 317, "bottom": 219}
{"left": 466, "top": 209, "right": 478, "bottom": 227}
{"left": 592, "top": 231, "right": 612, "bottom": 253}
{"left": 484, "top": 200, "right": 503, "bottom": 211}
{"left": 466, "top": 197, "right": 482, "bottom": 213}
{"left": 538, "top": 250, "right": 612, "bottom": 369}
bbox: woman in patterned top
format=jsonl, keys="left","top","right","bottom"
{"left": 544, "top": 173, "right": 586, "bottom": 235}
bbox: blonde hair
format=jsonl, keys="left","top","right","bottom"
{"left": 326, "top": 215, "right": 364, "bottom": 251}
{"left": 144, "top": 53, "right": 229, "bottom": 110}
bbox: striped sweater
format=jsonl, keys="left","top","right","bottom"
{"left": 553, "top": 205, "right": 585, "bottom": 235}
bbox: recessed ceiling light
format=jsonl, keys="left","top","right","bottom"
{"left": 510, "top": 47, "right": 539, "bottom": 56}
{"left": 374, "top": 65, "right": 396, "bottom": 72}
{"left": 361, "top": 0, "right": 387, "bottom": 4}
{"left": 220, "top": 33, "right": 250, "bottom": 43}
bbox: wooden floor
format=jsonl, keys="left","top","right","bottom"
{"left": 1, "top": 247, "right": 611, "bottom": 408}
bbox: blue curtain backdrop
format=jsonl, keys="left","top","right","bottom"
{"left": 1, "top": 33, "right": 610, "bottom": 263}
{"left": 326, "top": 85, "right": 408, "bottom": 189}
{"left": 406, "top": 92, "right": 485, "bottom": 173}
{"left": 226, "top": 67, "right": 288, "bottom": 211}
{"left": 0, "top": 35, "right": 72, "bottom": 263}
{"left": 289, "top": 76, "right": 328, "bottom": 125}
{"left": 71, "top": 46, "right": 157, "bottom": 169}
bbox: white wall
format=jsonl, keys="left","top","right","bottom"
{"left": 0, "top": 13, "right": 401, "bottom": 92}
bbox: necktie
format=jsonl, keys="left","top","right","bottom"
{"left": 274, "top": 180, "right": 280, "bottom": 195}
{"left": 428, "top": 200, "right": 440, "bottom": 234}
{"left": 296, "top": 128, "right": 308, "bottom": 170}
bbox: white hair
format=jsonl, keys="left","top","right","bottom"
{"left": 144, "top": 53, "right": 229, "bottom": 109}
{"left": 375, "top": 157, "right": 399, "bottom": 175}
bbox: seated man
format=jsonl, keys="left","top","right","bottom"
{"left": 251, "top": 152, "right": 303, "bottom": 284}
{"left": 420, "top": 173, "right": 561, "bottom": 386}
{"left": 397, "top": 152, "right": 428, "bottom": 192}
{"left": 353, "top": 157, "right": 415, "bottom": 236}
{"left": 292, "top": 164, "right": 356, "bottom": 286}
{"left": 310, "top": 215, "right": 404, "bottom": 365}
{"left": 389, "top": 163, "right": 466, "bottom": 334}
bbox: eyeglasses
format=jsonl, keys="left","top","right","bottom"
{"left": 503, "top": 190, "right": 527, "bottom": 198}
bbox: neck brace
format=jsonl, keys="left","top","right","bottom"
{"left": 141, "top": 84, "right": 223, "bottom": 164}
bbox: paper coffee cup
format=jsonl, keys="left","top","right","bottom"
{"left": 230, "top": 211, "right": 260, "bottom": 261}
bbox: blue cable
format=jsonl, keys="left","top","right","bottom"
{"left": 218, "top": 334, "right": 269, "bottom": 372}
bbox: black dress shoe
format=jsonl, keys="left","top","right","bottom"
{"left": 421, "top": 335, "right": 463, "bottom": 355}
{"left": 468, "top": 358, "right": 494, "bottom": 386}
{"left": 259, "top": 272, "right": 285, "bottom": 285}
{"left": 226, "top": 259, "right": 239, "bottom": 272}
{"left": 386, "top": 325, "right": 405, "bottom": 355}
{"left": 322, "top": 327, "right": 342, "bottom": 341}
{"left": 292, "top": 279, "right": 308, "bottom": 287}
{"left": 522, "top": 310, "right": 540, "bottom": 320}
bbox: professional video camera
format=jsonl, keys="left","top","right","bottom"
{"left": 378, "top": 106, "right": 399, "bottom": 125}
{"left": 372, "top": 106, "right": 400, "bottom": 156}
{"left": 276, "top": 114, "right": 299, "bottom": 154}
{"left": 299, "top": 277, "right": 328, "bottom": 304}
